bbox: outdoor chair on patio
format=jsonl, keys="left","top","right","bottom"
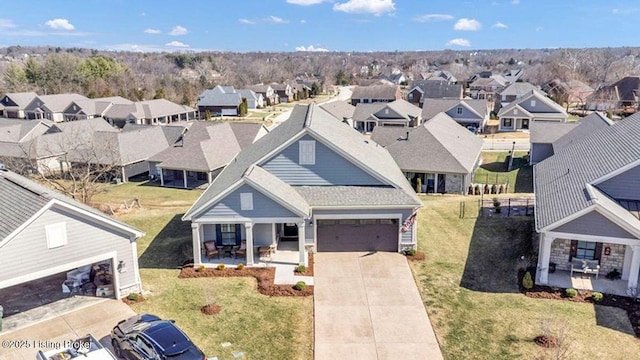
{"left": 234, "top": 240, "right": 247, "bottom": 259}
{"left": 203, "top": 241, "right": 220, "bottom": 259}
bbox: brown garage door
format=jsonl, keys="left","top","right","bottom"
{"left": 316, "top": 219, "right": 398, "bottom": 252}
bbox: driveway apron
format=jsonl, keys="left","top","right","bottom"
{"left": 314, "top": 252, "right": 443, "bottom": 360}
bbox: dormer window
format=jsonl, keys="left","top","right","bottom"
{"left": 457, "top": 106, "right": 463, "bottom": 115}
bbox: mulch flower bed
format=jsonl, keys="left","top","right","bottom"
{"left": 518, "top": 269, "right": 640, "bottom": 338}
{"left": 200, "top": 303, "right": 222, "bottom": 315}
{"left": 179, "top": 265, "right": 313, "bottom": 297}
{"left": 294, "top": 252, "right": 314, "bottom": 276}
{"left": 406, "top": 250, "right": 426, "bottom": 261}
{"left": 122, "top": 293, "right": 145, "bottom": 305}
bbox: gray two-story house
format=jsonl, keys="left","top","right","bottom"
{"left": 183, "top": 104, "right": 421, "bottom": 267}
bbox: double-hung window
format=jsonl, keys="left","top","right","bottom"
{"left": 220, "top": 224, "right": 237, "bottom": 246}
{"left": 576, "top": 241, "right": 596, "bottom": 260}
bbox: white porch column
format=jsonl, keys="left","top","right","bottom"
{"left": 271, "top": 223, "right": 277, "bottom": 248}
{"left": 245, "top": 223, "right": 255, "bottom": 266}
{"left": 627, "top": 245, "right": 640, "bottom": 291}
{"left": 183, "top": 170, "right": 188, "bottom": 188}
{"left": 207, "top": 171, "right": 213, "bottom": 183}
{"left": 121, "top": 167, "right": 127, "bottom": 183}
{"left": 191, "top": 223, "right": 201, "bottom": 266}
{"left": 298, "top": 221, "right": 307, "bottom": 266}
{"left": 537, "top": 233, "right": 553, "bottom": 284}
{"left": 159, "top": 168, "right": 164, "bottom": 186}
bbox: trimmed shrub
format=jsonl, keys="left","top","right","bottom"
{"left": 415, "top": 177, "right": 422, "bottom": 193}
{"left": 293, "top": 281, "right": 306, "bottom": 291}
{"left": 236, "top": 263, "right": 245, "bottom": 270}
{"left": 468, "top": 185, "right": 474, "bottom": 195}
{"left": 491, "top": 184, "right": 497, "bottom": 194}
{"left": 127, "top": 293, "right": 140, "bottom": 302}
{"left": 403, "top": 248, "right": 417, "bottom": 256}
{"left": 216, "top": 264, "right": 226, "bottom": 271}
{"left": 296, "top": 265, "right": 307, "bottom": 273}
{"left": 591, "top": 291, "right": 604, "bottom": 302}
{"left": 522, "top": 271, "right": 534, "bottom": 290}
{"left": 196, "top": 265, "right": 205, "bottom": 272}
{"left": 565, "top": 288, "right": 578, "bottom": 298}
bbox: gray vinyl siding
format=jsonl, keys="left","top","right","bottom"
{"left": 261, "top": 134, "right": 384, "bottom": 186}
{"left": 445, "top": 106, "right": 481, "bottom": 122}
{"left": 374, "top": 107, "right": 403, "bottom": 119}
{"left": 520, "top": 99, "right": 558, "bottom": 114}
{"left": 552, "top": 211, "right": 638, "bottom": 239}
{"left": 531, "top": 143, "right": 554, "bottom": 164}
{"left": 597, "top": 165, "right": 640, "bottom": 201}
{"left": 203, "top": 224, "right": 216, "bottom": 241}
{"left": 305, "top": 219, "right": 314, "bottom": 244}
{"left": 0, "top": 206, "right": 137, "bottom": 289}
{"left": 253, "top": 223, "right": 272, "bottom": 246}
{"left": 200, "top": 184, "right": 298, "bottom": 218}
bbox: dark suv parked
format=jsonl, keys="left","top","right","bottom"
{"left": 110, "top": 314, "right": 205, "bottom": 360}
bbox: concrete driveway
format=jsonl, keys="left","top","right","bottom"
{"left": 314, "top": 252, "right": 443, "bottom": 360}
{"left": 0, "top": 299, "right": 135, "bottom": 360}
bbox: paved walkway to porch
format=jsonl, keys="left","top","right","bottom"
{"left": 314, "top": 252, "right": 442, "bottom": 360}
{"left": 546, "top": 270, "right": 629, "bottom": 296}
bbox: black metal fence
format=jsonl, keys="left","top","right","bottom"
{"left": 459, "top": 197, "right": 534, "bottom": 218}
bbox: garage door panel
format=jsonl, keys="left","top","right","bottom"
{"left": 317, "top": 219, "right": 398, "bottom": 252}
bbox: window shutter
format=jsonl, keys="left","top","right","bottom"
{"left": 215, "top": 224, "right": 222, "bottom": 246}
{"left": 569, "top": 240, "right": 577, "bottom": 260}
{"left": 235, "top": 224, "right": 242, "bottom": 245}
{"left": 594, "top": 242, "right": 603, "bottom": 261}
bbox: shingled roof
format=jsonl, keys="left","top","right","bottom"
{"left": 351, "top": 85, "right": 399, "bottom": 100}
{"left": 534, "top": 111, "right": 640, "bottom": 231}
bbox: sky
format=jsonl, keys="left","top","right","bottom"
{"left": 0, "top": 0, "right": 638, "bottom": 53}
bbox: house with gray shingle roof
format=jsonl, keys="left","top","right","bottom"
{"left": 24, "top": 93, "right": 89, "bottom": 122}
{"left": 197, "top": 86, "right": 265, "bottom": 116}
{"left": 182, "top": 104, "right": 421, "bottom": 267}
{"left": 407, "top": 80, "right": 463, "bottom": 106}
{"left": 422, "top": 98, "right": 489, "bottom": 131}
{"left": 350, "top": 85, "right": 401, "bottom": 106}
{"left": 147, "top": 121, "right": 268, "bottom": 189}
{"left": 529, "top": 112, "right": 612, "bottom": 164}
{"left": 534, "top": 111, "right": 640, "bottom": 293}
{"left": 0, "top": 92, "right": 38, "bottom": 118}
{"left": 494, "top": 82, "right": 546, "bottom": 113}
{"left": 352, "top": 99, "right": 422, "bottom": 132}
{"left": 248, "top": 84, "right": 279, "bottom": 106}
{"left": 371, "top": 112, "right": 483, "bottom": 194}
{"left": 62, "top": 96, "right": 133, "bottom": 121}
{"left": 103, "top": 99, "right": 196, "bottom": 127}
{"left": 0, "top": 168, "right": 143, "bottom": 300}
{"left": 319, "top": 101, "right": 355, "bottom": 126}
{"left": 498, "top": 90, "right": 567, "bottom": 131}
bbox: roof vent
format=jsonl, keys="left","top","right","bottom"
{"left": 0, "top": 163, "right": 6, "bottom": 171}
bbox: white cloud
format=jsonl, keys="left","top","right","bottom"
{"left": 144, "top": 28, "right": 161, "bottom": 34}
{"left": 267, "top": 16, "right": 289, "bottom": 24}
{"left": 238, "top": 18, "right": 256, "bottom": 24}
{"left": 612, "top": 8, "right": 639, "bottom": 14}
{"left": 0, "top": 19, "right": 17, "bottom": 28}
{"left": 511, "top": 0, "right": 520, "bottom": 4}
{"left": 286, "top": 0, "right": 330, "bottom": 5}
{"left": 300, "top": 19, "right": 307, "bottom": 24}
{"left": 45, "top": 18, "right": 75, "bottom": 31}
{"left": 446, "top": 38, "right": 471, "bottom": 47}
{"left": 169, "top": 25, "right": 188, "bottom": 36}
{"left": 165, "top": 41, "right": 189, "bottom": 48}
{"left": 141, "top": 12, "right": 146, "bottom": 17}
{"left": 333, "top": 0, "right": 396, "bottom": 16}
{"left": 492, "top": 21, "right": 508, "bottom": 29}
{"left": 413, "top": 14, "right": 454, "bottom": 22}
{"left": 454, "top": 18, "right": 482, "bottom": 31}
{"left": 295, "top": 45, "right": 329, "bottom": 52}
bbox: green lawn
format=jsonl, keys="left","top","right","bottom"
{"left": 411, "top": 195, "right": 639, "bottom": 360}
{"left": 96, "top": 182, "right": 313, "bottom": 360}
{"left": 474, "top": 151, "right": 533, "bottom": 193}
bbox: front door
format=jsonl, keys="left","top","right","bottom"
{"left": 281, "top": 223, "right": 298, "bottom": 241}
{"left": 522, "top": 119, "right": 530, "bottom": 129}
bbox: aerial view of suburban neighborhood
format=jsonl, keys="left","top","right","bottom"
{"left": 1, "top": 1, "right": 640, "bottom": 359}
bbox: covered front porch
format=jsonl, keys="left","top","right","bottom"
{"left": 192, "top": 221, "right": 308, "bottom": 267}
{"left": 537, "top": 232, "right": 640, "bottom": 296}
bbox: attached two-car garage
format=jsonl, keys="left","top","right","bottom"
{"left": 316, "top": 219, "right": 399, "bottom": 252}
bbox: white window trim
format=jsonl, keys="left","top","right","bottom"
{"left": 45, "top": 222, "right": 67, "bottom": 249}
{"left": 240, "top": 192, "right": 254, "bottom": 211}
{"left": 299, "top": 140, "right": 316, "bottom": 165}
{"left": 531, "top": 100, "right": 536, "bottom": 107}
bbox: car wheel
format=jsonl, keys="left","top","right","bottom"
{"left": 111, "top": 339, "right": 124, "bottom": 359}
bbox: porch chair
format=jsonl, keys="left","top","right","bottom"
{"left": 234, "top": 240, "right": 247, "bottom": 259}
{"left": 203, "top": 241, "right": 220, "bottom": 259}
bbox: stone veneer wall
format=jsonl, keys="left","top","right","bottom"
{"left": 445, "top": 173, "right": 463, "bottom": 194}
{"left": 550, "top": 238, "right": 572, "bottom": 271}
{"left": 550, "top": 239, "right": 626, "bottom": 274}
{"left": 599, "top": 243, "right": 626, "bottom": 275}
